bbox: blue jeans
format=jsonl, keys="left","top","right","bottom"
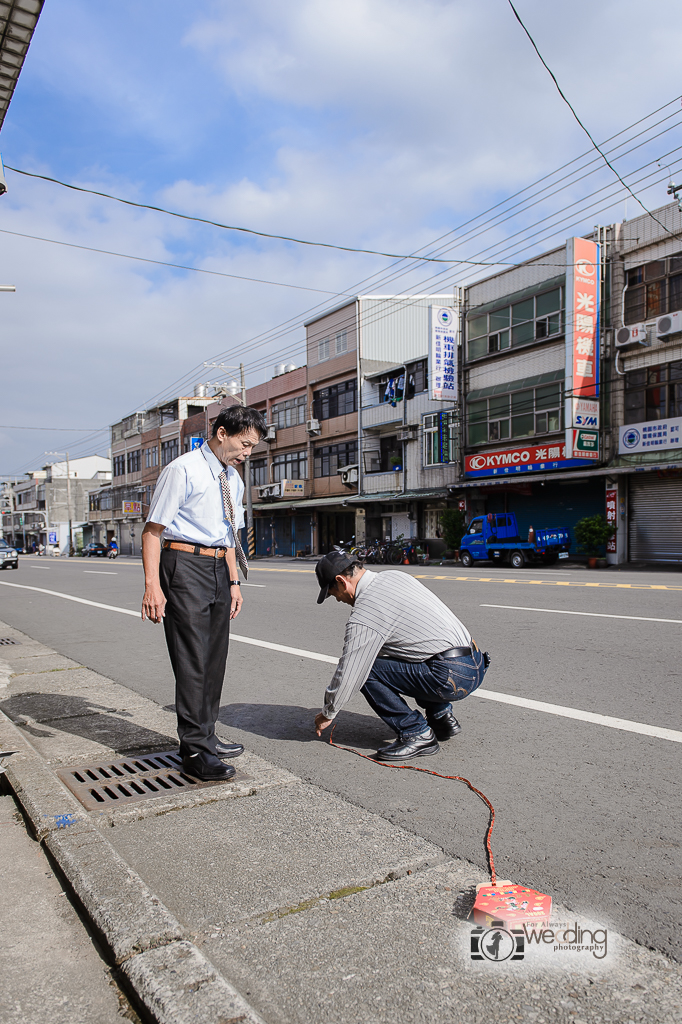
{"left": 361, "top": 651, "right": 487, "bottom": 739}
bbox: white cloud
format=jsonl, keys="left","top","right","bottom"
{"left": 2, "top": 0, "right": 682, "bottom": 473}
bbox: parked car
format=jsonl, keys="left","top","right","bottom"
{"left": 82, "top": 542, "right": 109, "bottom": 558}
{"left": 0, "top": 539, "right": 19, "bottom": 569}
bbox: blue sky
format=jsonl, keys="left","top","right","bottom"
{"left": 2, "top": 0, "right": 682, "bottom": 473}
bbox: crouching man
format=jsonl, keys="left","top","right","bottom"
{"left": 313, "top": 551, "right": 489, "bottom": 760}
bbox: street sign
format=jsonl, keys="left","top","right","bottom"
{"left": 48, "top": 531, "right": 57, "bottom": 544}
{"left": 605, "top": 488, "right": 617, "bottom": 554}
{"left": 190, "top": 436, "right": 204, "bottom": 450}
{"left": 572, "top": 397, "right": 599, "bottom": 428}
{"left": 571, "top": 428, "right": 600, "bottom": 459}
{"left": 122, "top": 501, "right": 142, "bottom": 515}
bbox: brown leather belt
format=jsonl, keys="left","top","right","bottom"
{"left": 163, "top": 540, "right": 226, "bottom": 558}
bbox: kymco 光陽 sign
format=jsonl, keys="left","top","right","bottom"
{"left": 464, "top": 442, "right": 596, "bottom": 478}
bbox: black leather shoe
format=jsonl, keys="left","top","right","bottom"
{"left": 427, "top": 710, "right": 462, "bottom": 741}
{"left": 182, "top": 752, "right": 236, "bottom": 781}
{"left": 214, "top": 740, "right": 244, "bottom": 759}
{"left": 375, "top": 728, "right": 440, "bottom": 761}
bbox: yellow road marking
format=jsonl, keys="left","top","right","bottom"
{"left": 246, "top": 567, "right": 682, "bottom": 591}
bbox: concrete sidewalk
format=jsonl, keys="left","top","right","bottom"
{"left": 0, "top": 617, "right": 680, "bottom": 1024}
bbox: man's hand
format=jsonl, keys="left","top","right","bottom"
{"left": 315, "top": 712, "right": 333, "bottom": 737}
{"left": 141, "top": 584, "right": 166, "bottom": 623}
{"left": 230, "top": 584, "right": 244, "bottom": 619}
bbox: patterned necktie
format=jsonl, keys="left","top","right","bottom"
{"left": 219, "top": 470, "right": 248, "bottom": 579}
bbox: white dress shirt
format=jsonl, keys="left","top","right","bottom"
{"left": 323, "top": 570, "right": 472, "bottom": 718}
{"left": 146, "top": 441, "right": 244, "bottom": 547}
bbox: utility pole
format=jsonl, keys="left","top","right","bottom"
{"left": 65, "top": 452, "right": 74, "bottom": 556}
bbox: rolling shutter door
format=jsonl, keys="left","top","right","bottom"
{"left": 628, "top": 476, "right": 682, "bottom": 563}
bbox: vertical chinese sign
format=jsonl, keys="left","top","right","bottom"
{"left": 565, "top": 237, "right": 600, "bottom": 461}
{"left": 429, "top": 305, "right": 458, "bottom": 401}
{"left": 605, "top": 487, "right": 617, "bottom": 554}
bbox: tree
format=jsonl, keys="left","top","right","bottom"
{"left": 440, "top": 509, "right": 466, "bottom": 552}
{"left": 573, "top": 514, "right": 614, "bottom": 557}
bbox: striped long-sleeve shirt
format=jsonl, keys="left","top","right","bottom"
{"left": 323, "top": 570, "right": 472, "bottom": 718}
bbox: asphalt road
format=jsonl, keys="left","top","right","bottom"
{"left": 1, "top": 554, "right": 681, "bottom": 961}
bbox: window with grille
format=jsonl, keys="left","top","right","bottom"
{"left": 467, "top": 286, "right": 563, "bottom": 361}
{"left": 624, "top": 361, "right": 682, "bottom": 424}
{"left": 273, "top": 450, "right": 308, "bottom": 481}
{"left": 423, "top": 412, "right": 458, "bottom": 465}
{"left": 126, "top": 450, "right": 141, "bottom": 474}
{"left": 467, "top": 382, "right": 563, "bottom": 445}
{"left": 145, "top": 446, "right": 158, "bottom": 468}
{"left": 313, "top": 379, "right": 357, "bottom": 420}
{"left": 250, "top": 458, "right": 267, "bottom": 486}
{"left": 624, "top": 254, "right": 682, "bottom": 324}
{"left": 113, "top": 455, "right": 125, "bottom": 477}
{"left": 272, "top": 395, "right": 307, "bottom": 429}
{"left": 318, "top": 337, "right": 330, "bottom": 361}
{"left": 314, "top": 440, "right": 358, "bottom": 477}
{"left": 161, "top": 438, "right": 179, "bottom": 466}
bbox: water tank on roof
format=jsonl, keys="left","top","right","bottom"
{"left": 194, "top": 383, "right": 207, "bottom": 397}
{"left": 284, "top": 363, "right": 297, "bottom": 373}
{"left": 274, "top": 363, "right": 286, "bottom": 377}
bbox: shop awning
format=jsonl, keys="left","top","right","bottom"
{"left": 450, "top": 460, "right": 682, "bottom": 490}
{"left": 252, "top": 495, "right": 356, "bottom": 512}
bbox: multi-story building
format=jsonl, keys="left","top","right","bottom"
{"left": 455, "top": 211, "right": 682, "bottom": 565}
{"left": 2, "top": 455, "right": 111, "bottom": 553}
{"left": 456, "top": 234, "right": 610, "bottom": 556}
{"left": 607, "top": 201, "right": 682, "bottom": 564}
{"left": 88, "top": 392, "right": 213, "bottom": 554}
{"left": 352, "top": 294, "right": 460, "bottom": 557}
{"left": 240, "top": 299, "right": 360, "bottom": 556}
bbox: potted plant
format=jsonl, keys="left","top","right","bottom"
{"left": 573, "top": 514, "right": 614, "bottom": 568}
{"left": 389, "top": 454, "right": 402, "bottom": 471}
{"left": 440, "top": 508, "right": 466, "bottom": 561}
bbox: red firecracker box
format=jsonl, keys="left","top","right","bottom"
{"left": 473, "top": 883, "right": 552, "bottom": 928}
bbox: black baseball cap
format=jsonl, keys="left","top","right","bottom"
{"left": 315, "top": 550, "right": 357, "bottom": 604}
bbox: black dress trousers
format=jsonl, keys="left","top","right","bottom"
{"left": 159, "top": 548, "right": 231, "bottom": 757}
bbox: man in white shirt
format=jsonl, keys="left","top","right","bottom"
{"left": 141, "top": 405, "right": 266, "bottom": 780}
{"left": 313, "top": 550, "right": 489, "bottom": 760}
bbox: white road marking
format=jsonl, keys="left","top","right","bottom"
{"left": 0, "top": 579, "right": 679, "bottom": 742}
{"left": 29, "top": 565, "right": 51, "bottom": 569}
{"left": 473, "top": 689, "right": 682, "bottom": 743}
{"left": 242, "top": 583, "right": 266, "bottom": 588}
{"left": 480, "top": 603, "right": 682, "bottom": 625}
{"left": 83, "top": 571, "right": 118, "bottom": 575}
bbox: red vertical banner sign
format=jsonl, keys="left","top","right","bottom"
{"left": 565, "top": 237, "right": 600, "bottom": 460}
{"left": 605, "top": 487, "right": 617, "bottom": 554}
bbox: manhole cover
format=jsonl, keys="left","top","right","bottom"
{"left": 56, "top": 751, "right": 250, "bottom": 811}
{"left": 0, "top": 638, "right": 19, "bottom": 645}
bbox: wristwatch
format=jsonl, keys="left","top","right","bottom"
{"left": 229, "top": 580, "right": 241, "bottom": 586}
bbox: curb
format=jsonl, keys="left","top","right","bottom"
{"left": 0, "top": 710, "right": 268, "bottom": 1024}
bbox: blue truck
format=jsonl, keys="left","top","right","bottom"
{"left": 459, "top": 512, "right": 571, "bottom": 569}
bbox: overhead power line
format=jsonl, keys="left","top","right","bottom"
{"left": 0, "top": 228, "right": 349, "bottom": 296}
{"left": 506, "top": 0, "right": 678, "bottom": 240}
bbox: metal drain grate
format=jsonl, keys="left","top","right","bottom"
{"left": 56, "top": 750, "right": 249, "bottom": 811}
{"left": 0, "top": 637, "right": 19, "bottom": 645}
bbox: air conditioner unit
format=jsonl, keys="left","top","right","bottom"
{"left": 257, "top": 481, "right": 282, "bottom": 500}
{"left": 264, "top": 425, "right": 277, "bottom": 442}
{"left": 397, "top": 426, "right": 418, "bottom": 442}
{"left": 615, "top": 324, "right": 648, "bottom": 349}
{"left": 338, "top": 464, "right": 359, "bottom": 487}
{"left": 306, "top": 418, "right": 321, "bottom": 435}
{"left": 656, "top": 310, "right": 682, "bottom": 339}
